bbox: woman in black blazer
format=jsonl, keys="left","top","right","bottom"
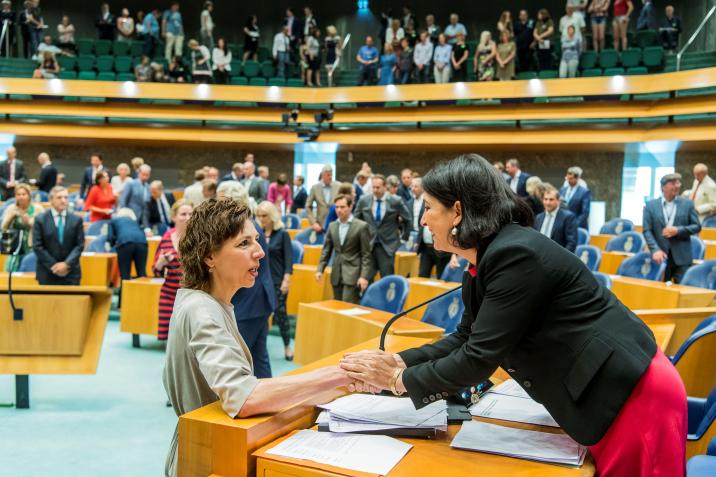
{"left": 341, "top": 155, "right": 686, "bottom": 477}
{"left": 255, "top": 201, "right": 294, "bottom": 360}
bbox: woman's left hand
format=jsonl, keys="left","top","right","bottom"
{"left": 340, "top": 350, "right": 401, "bottom": 391}
{"left": 280, "top": 278, "right": 290, "bottom": 295}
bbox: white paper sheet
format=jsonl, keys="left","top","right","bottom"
{"left": 470, "top": 393, "right": 559, "bottom": 427}
{"left": 451, "top": 420, "right": 586, "bottom": 466}
{"left": 487, "top": 379, "right": 531, "bottom": 399}
{"left": 339, "top": 307, "right": 371, "bottom": 316}
{"left": 319, "top": 394, "right": 447, "bottom": 427}
{"left": 266, "top": 429, "right": 412, "bottom": 475}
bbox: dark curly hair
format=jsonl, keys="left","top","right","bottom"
{"left": 179, "top": 198, "right": 251, "bottom": 291}
{"left": 421, "top": 154, "right": 533, "bottom": 251}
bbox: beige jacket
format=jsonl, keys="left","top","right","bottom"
{"left": 686, "top": 175, "right": 716, "bottom": 222}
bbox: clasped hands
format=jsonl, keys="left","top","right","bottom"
{"left": 338, "top": 350, "right": 407, "bottom": 395}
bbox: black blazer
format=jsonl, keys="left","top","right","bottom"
{"left": 290, "top": 186, "right": 307, "bottom": 213}
{"left": 533, "top": 208, "right": 578, "bottom": 252}
{"left": 505, "top": 172, "right": 530, "bottom": 198}
{"left": 398, "top": 224, "right": 657, "bottom": 446}
{"left": 266, "top": 228, "right": 293, "bottom": 287}
{"left": 145, "top": 193, "right": 176, "bottom": 228}
{"left": 31, "top": 210, "right": 84, "bottom": 285}
{"left": 36, "top": 164, "right": 58, "bottom": 193}
{"left": 0, "top": 159, "right": 27, "bottom": 199}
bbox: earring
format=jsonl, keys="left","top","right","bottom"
{"left": 451, "top": 227, "right": 458, "bottom": 236}
{"left": 208, "top": 267, "right": 215, "bottom": 273}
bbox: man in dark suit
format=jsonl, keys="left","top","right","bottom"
{"left": 33, "top": 152, "right": 57, "bottom": 193}
{"left": 146, "top": 180, "right": 176, "bottom": 234}
{"left": 397, "top": 168, "right": 414, "bottom": 203}
{"left": 560, "top": 166, "right": 591, "bottom": 229}
{"left": 316, "top": 194, "right": 372, "bottom": 304}
{"left": 354, "top": 174, "right": 412, "bottom": 278}
{"left": 32, "top": 186, "right": 84, "bottom": 285}
{"left": 505, "top": 158, "right": 530, "bottom": 198}
{"left": 231, "top": 219, "right": 276, "bottom": 378}
{"left": 0, "top": 146, "right": 27, "bottom": 200}
{"left": 533, "top": 185, "right": 578, "bottom": 252}
{"left": 80, "top": 153, "right": 105, "bottom": 199}
{"left": 220, "top": 162, "right": 244, "bottom": 183}
{"left": 290, "top": 175, "right": 307, "bottom": 213}
{"left": 241, "top": 161, "right": 268, "bottom": 202}
{"left": 283, "top": 7, "right": 303, "bottom": 51}
{"left": 643, "top": 173, "right": 701, "bottom": 283}
{"left": 95, "top": 3, "right": 115, "bottom": 40}
{"left": 119, "top": 164, "right": 152, "bottom": 227}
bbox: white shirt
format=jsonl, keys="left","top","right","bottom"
{"left": 663, "top": 199, "right": 677, "bottom": 227}
{"left": 412, "top": 196, "right": 423, "bottom": 231}
{"left": 212, "top": 48, "right": 232, "bottom": 70}
{"left": 200, "top": 9, "right": 214, "bottom": 33}
{"left": 540, "top": 209, "right": 558, "bottom": 237}
{"left": 386, "top": 26, "right": 405, "bottom": 42}
{"left": 272, "top": 32, "right": 290, "bottom": 56}
{"left": 372, "top": 195, "right": 386, "bottom": 221}
{"left": 559, "top": 14, "right": 585, "bottom": 39}
{"left": 50, "top": 207, "right": 67, "bottom": 227}
{"left": 509, "top": 170, "right": 521, "bottom": 193}
{"left": 338, "top": 215, "right": 353, "bottom": 245}
{"left": 414, "top": 40, "right": 434, "bottom": 66}
{"left": 110, "top": 175, "right": 131, "bottom": 196}
{"left": 564, "top": 185, "right": 578, "bottom": 203}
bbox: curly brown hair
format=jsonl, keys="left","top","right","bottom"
{"left": 179, "top": 198, "right": 251, "bottom": 291}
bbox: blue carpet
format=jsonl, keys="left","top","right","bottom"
{"left": 0, "top": 320, "right": 298, "bottom": 476}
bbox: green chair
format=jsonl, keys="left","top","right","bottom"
{"left": 333, "top": 102, "right": 357, "bottom": 109}
{"left": 286, "top": 78, "right": 305, "bottom": 87}
{"left": 116, "top": 72, "right": 135, "bottom": 81}
{"left": 96, "top": 55, "right": 114, "bottom": 72}
{"left": 57, "top": 56, "right": 77, "bottom": 71}
{"left": 267, "top": 77, "right": 286, "bottom": 86}
{"left": 130, "top": 41, "right": 144, "bottom": 57}
{"left": 581, "top": 68, "right": 603, "bottom": 77}
{"left": 248, "top": 77, "right": 267, "bottom": 86}
{"left": 114, "top": 56, "right": 133, "bottom": 73}
{"left": 257, "top": 47, "right": 271, "bottom": 62}
{"left": 57, "top": 70, "right": 77, "bottom": 80}
{"left": 516, "top": 71, "right": 538, "bottom": 80}
{"left": 97, "top": 71, "right": 116, "bottom": 81}
{"left": 229, "top": 60, "right": 242, "bottom": 76}
{"left": 620, "top": 48, "right": 642, "bottom": 68}
{"left": 626, "top": 66, "right": 649, "bottom": 75}
{"left": 75, "top": 38, "right": 94, "bottom": 55}
{"left": 94, "top": 39, "right": 112, "bottom": 55}
{"left": 603, "top": 67, "right": 625, "bottom": 76}
{"left": 632, "top": 92, "right": 670, "bottom": 101}
{"left": 598, "top": 49, "right": 619, "bottom": 68}
{"left": 112, "top": 40, "right": 130, "bottom": 56}
{"left": 78, "top": 71, "right": 97, "bottom": 80}
{"left": 635, "top": 30, "right": 658, "bottom": 48}
{"left": 537, "top": 70, "right": 559, "bottom": 79}
{"left": 77, "top": 55, "right": 96, "bottom": 71}
{"left": 242, "top": 60, "right": 260, "bottom": 77}
{"left": 260, "top": 60, "right": 275, "bottom": 78}
{"left": 642, "top": 46, "right": 664, "bottom": 68}
{"left": 580, "top": 51, "right": 598, "bottom": 69}
{"left": 230, "top": 76, "right": 248, "bottom": 85}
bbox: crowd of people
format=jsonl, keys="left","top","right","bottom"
{"left": 2, "top": 2, "right": 684, "bottom": 84}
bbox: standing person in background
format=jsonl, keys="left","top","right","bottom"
{"left": 525, "top": 176, "right": 545, "bottom": 217}
{"left": 560, "top": 166, "right": 591, "bottom": 229}
{"left": 199, "top": 1, "right": 214, "bottom": 50}
{"left": 56, "top": 15, "right": 75, "bottom": 53}
{"left": 267, "top": 173, "right": 292, "bottom": 214}
{"left": 0, "top": 1, "right": 16, "bottom": 58}
{"left": 495, "top": 30, "right": 516, "bottom": 81}
{"left": 95, "top": 3, "right": 114, "bottom": 40}
{"left": 451, "top": 32, "right": 470, "bottom": 82}
{"left": 386, "top": 18, "right": 404, "bottom": 46}
{"left": 397, "top": 37, "right": 413, "bottom": 84}
{"left": 211, "top": 37, "right": 231, "bottom": 85}
{"left": 255, "top": 201, "right": 294, "bottom": 360}
{"left": 533, "top": 185, "right": 578, "bottom": 253}
{"left": 283, "top": 7, "right": 302, "bottom": 55}
{"left": 188, "top": 39, "right": 212, "bottom": 84}
{"left": 1, "top": 183, "right": 42, "bottom": 271}
{"left": 356, "top": 36, "right": 379, "bottom": 86}
{"left": 514, "top": 9, "right": 535, "bottom": 72}
{"left": 243, "top": 15, "right": 260, "bottom": 61}
{"left": 534, "top": 9, "right": 555, "bottom": 71}
{"left": 323, "top": 183, "right": 357, "bottom": 231}
{"left": 686, "top": 163, "right": 716, "bottom": 223}
{"left": 473, "top": 31, "right": 496, "bottom": 82}
{"left": 643, "top": 173, "right": 701, "bottom": 283}
{"left": 425, "top": 14, "right": 440, "bottom": 45}
{"left": 433, "top": 33, "right": 452, "bottom": 83}
{"left": 32, "top": 152, "right": 57, "bottom": 194}
{"left": 413, "top": 177, "right": 452, "bottom": 278}
{"left": 559, "top": 5, "right": 586, "bottom": 41}
{"left": 130, "top": 157, "right": 144, "bottom": 179}
{"left": 221, "top": 163, "right": 244, "bottom": 183}
{"left": 146, "top": 180, "right": 176, "bottom": 235}
{"left": 108, "top": 207, "right": 148, "bottom": 286}
{"left": 116, "top": 8, "right": 134, "bottom": 42}
{"left": 397, "top": 169, "right": 413, "bottom": 203}
{"left": 505, "top": 158, "right": 531, "bottom": 198}
{"left": 613, "top": 0, "right": 634, "bottom": 51}
{"left": 305, "top": 165, "right": 341, "bottom": 232}
{"left": 119, "top": 164, "right": 152, "bottom": 227}
{"left": 316, "top": 194, "right": 372, "bottom": 304}
{"left": 661, "top": 5, "right": 681, "bottom": 52}
{"left": 568, "top": 0, "right": 589, "bottom": 21}
{"left": 444, "top": 13, "right": 467, "bottom": 44}
{"left": 306, "top": 28, "right": 322, "bottom": 87}
{"left": 559, "top": 25, "right": 582, "bottom": 78}
{"left": 588, "top": 0, "right": 610, "bottom": 52}
{"left": 291, "top": 175, "right": 307, "bottom": 213}
{"left": 134, "top": 10, "right": 145, "bottom": 41}
{"left": 162, "top": 2, "right": 184, "bottom": 63}
{"left": 303, "top": 6, "right": 317, "bottom": 38}
{"left": 324, "top": 25, "right": 342, "bottom": 87}
{"left": 241, "top": 161, "right": 268, "bottom": 203}
{"left": 154, "top": 199, "right": 192, "bottom": 340}
{"left": 110, "top": 163, "right": 132, "bottom": 198}
{"left": 80, "top": 153, "right": 105, "bottom": 199}
{"left": 497, "top": 10, "right": 513, "bottom": 37}
{"left": 142, "top": 8, "right": 160, "bottom": 57}
{"left": 413, "top": 30, "right": 433, "bottom": 84}
{"left": 183, "top": 169, "right": 205, "bottom": 206}
{"left": 636, "top": 0, "right": 656, "bottom": 31}
{"left": 84, "top": 170, "right": 115, "bottom": 222}
{"left": 0, "top": 146, "right": 27, "bottom": 200}
{"left": 272, "top": 26, "right": 291, "bottom": 79}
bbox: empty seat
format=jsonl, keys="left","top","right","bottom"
{"left": 600, "top": 218, "right": 634, "bottom": 234}
{"left": 673, "top": 321, "right": 716, "bottom": 398}
{"left": 57, "top": 70, "right": 77, "bottom": 80}
{"left": 267, "top": 77, "right": 286, "bottom": 87}
{"left": 603, "top": 67, "right": 626, "bottom": 76}
{"left": 112, "top": 40, "right": 130, "bottom": 56}
{"left": 626, "top": 66, "right": 649, "bottom": 75}
{"left": 116, "top": 72, "right": 134, "bottom": 81}
{"left": 620, "top": 48, "right": 642, "bottom": 68}
{"left": 642, "top": 46, "right": 664, "bottom": 68}
{"left": 575, "top": 245, "right": 602, "bottom": 271}
{"left": 360, "top": 275, "right": 409, "bottom": 314}
{"left": 294, "top": 228, "right": 324, "bottom": 245}
{"left": 95, "top": 55, "right": 114, "bottom": 72}
{"left": 687, "top": 385, "right": 716, "bottom": 457}
{"left": 129, "top": 41, "right": 144, "bottom": 57}
{"left": 537, "top": 70, "right": 559, "bottom": 79}
{"left": 598, "top": 49, "right": 619, "bottom": 68}
{"left": 114, "top": 56, "right": 133, "bottom": 73}
{"left": 439, "top": 258, "right": 468, "bottom": 282}
{"left": 592, "top": 271, "right": 612, "bottom": 289}
{"left": 635, "top": 29, "right": 658, "bottom": 48}
{"left": 286, "top": 78, "right": 305, "bottom": 87}
{"left": 577, "top": 227, "right": 589, "bottom": 246}
{"left": 290, "top": 240, "right": 304, "bottom": 264}
{"left": 77, "top": 55, "right": 96, "bottom": 71}
{"left": 260, "top": 60, "right": 275, "bottom": 78}
{"left": 94, "top": 39, "right": 112, "bottom": 55}
{"left": 616, "top": 251, "right": 666, "bottom": 281}
{"left": 605, "top": 231, "right": 645, "bottom": 253}
{"left": 75, "top": 38, "right": 94, "bottom": 55}
{"left": 96, "top": 72, "right": 116, "bottom": 81}
{"left": 230, "top": 76, "right": 249, "bottom": 85}
{"left": 57, "top": 56, "right": 77, "bottom": 71}
{"left": 283, "top": 214, "right": 301, "bottom": 229}
{"left": 580, "top": 51, "right": 598, "bottom": 69}
{"left": 78, "top": 71, "right": 97, "bottom": 80}
{"left": 516, "top": 71, "right": 537, "bottom": 80}
{"left": 242, "top": 60, "right": 260, "bottom": 77}
{"left": 19, "top": 252, "right": 36, "bottom": 272}
{"left": 692, "top": 236, "right": 707, "bottom": 261}
{"left": 421, "top": 288, "right": 464, "bottom": 334}
{"left": 581, "top": 68, "right": 602, "bottom": 77}
{"left": 248, "top": 77, "right": 267, "bottom": 86}
{"left": 703, "top": 215, "right": 716, "bottom": 228}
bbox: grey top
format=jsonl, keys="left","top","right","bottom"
{"left": 561, "top": 36, "right": 582, "bottom": 62}
{"left": 163, "top": 288, "right": 258, "bottom": 477}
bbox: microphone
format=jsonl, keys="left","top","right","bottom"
{"left": 4, "top": 229, "right": 25, "bottom": 321}
{"left": 379, "top": 284, "right": 462, "bottom": 351}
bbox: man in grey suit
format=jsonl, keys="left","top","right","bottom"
{"left": 241, "top": 161, "right": 268, "bottom": 202}
{"left": 119, "top": 164, "right": 152, "bottom": 228}
{"left": 0, "top": 146, "right": 27, "bottom": 200}
{"left": 32, "top": 186, "right": 84, "bottom": 285}
{"left": 354, "top": 174, "right": 412, "bottom": 278}
{"left": 316, "top": 194, "right": 373, "bottom": 304}
{"left": 305, "top": 165, "right": 342, "bottom": 232}
{"left": 643, "top": 173, "right": 701, "bottom": 283}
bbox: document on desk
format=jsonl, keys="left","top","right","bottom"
{"left": 339, "top": 307, "right": 372, "bottom": 316}
{"left": 451, "top": 420, "right": 587, "bottom": 466}
{"left": 470, "top": 379, "right": 559, "bottom": 427}
{"left": 266, "top": 429, "right": 412, "bottom": 475}
{"left": 319, "top": 394, "right": 448, "bottom": 428}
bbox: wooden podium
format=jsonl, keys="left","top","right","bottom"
{"left": 0, "top": 281, "right": 112, "bottom": 408}
{"left": 119, "top": 277, "right": 164, "bottom": 347}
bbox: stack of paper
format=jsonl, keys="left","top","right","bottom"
{"left": 317, "top": 394, "right": 448, "bottom": 433}
{"left": 469, "top": 379, "right": 559, "bottom": 427}
{"left": 451, "top": 420, "right": 587, "bottom": 466}
{"left": 267, "top": 429, "right": 412, "bottom": 475}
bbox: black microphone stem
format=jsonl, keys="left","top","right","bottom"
{"left": 8, "top": 229, "right": 24, "bottom": 321}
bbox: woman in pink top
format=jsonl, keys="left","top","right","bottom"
{"left": 266, "top": 173, "right": 292, "bottom": 214}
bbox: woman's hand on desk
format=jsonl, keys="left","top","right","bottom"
{"left": 340, "top": 351, "right": 406, "bottom": 392}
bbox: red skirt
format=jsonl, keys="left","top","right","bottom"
{"left": 589, "top": 349, "right": 687, "bottom": 477}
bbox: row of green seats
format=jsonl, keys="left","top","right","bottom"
{"left": 580, "top": 47, "right": 664, "bottom": 70}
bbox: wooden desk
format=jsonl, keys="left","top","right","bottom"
{"left": 302, "top": 245, "right": 323, "bottom": 266}
{"left": 286, "top": 264, "right": 333, "bottom": 315}
{"left": 0, "top": 284, "right": 112, "bottom": 408}
{"left": 119, "top": 277, "right": 164, "bottom": 347}
{"left": 403, "top": 278, "right": 461, "bottom": 321}
{"left": 704, "top": 240, "right": 716, "bottom": 260}
{"left": 589, "top": 234, "right": 613, "bottom": 250}
{"left": 597, "top": 251, "right": 632, "bottom": 274}
{"left": 300, "top": 218, "right": 309, "bottom": 229}
{"left": 394, "top": 251, "right": 419, "bottom": 278}
{"left": 79, "top": 252, "right": 115, "bottom": 287}
{"left": 635, "top": 307, "right": 716, "bottom": 356}
{"left": 0, "top": 272, "right": 39, "bottom": 286}
{"left": 288, "top": 229, "right": 299, "bottom": 240}
{"left": 647, "top": 323, "right": 675, "bottom": 353}
{"left": 294, "top": 300, "right": 444, "bottom": 365}
{"left": 178, "top": 336, "right": 432, "bottom": 477}
{"left": 84, "top": 235, "right": 161, "bottom": 277}
{"left": 610, "top": 275, "right": 716, "bottom": 310}
{"left": 700, "top": 227, "right": 716, "bottom": 241}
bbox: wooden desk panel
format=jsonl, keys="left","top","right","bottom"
{"left": 80, "top": 252, "right": 115, "bottom": 287}
{"left": 288, "top": 229, "right": 299, "bottom": 240}
{"left": 647, "top": 323, "right": 675, "bottom": 353}
{"left": 403, "top": 278, "right": 461, "bottom": 321}
{"left": 0, "top": 272, "right": 38, "bottom": 286}
{"left": 394, "top": 252, "right": 419, "bottom": 278}
{"left": 597, "top": 252, "right": 631, "bottom": 274}
{"left": 704, "top": 240, "right": 716, "bottom": 260}
{"left": 610, "top": 275, "right": 716, "bottom": 310}
{"left": 119, "top": 277, "right": 163, "bottom": 337}
{"left": 286, "top": 264, "right": 333, "bottom": 316}
{"left": 700, "top": 228, "right": 716, "bottom": 241}
{"left": 294, "top": 300, "right": 444, "bottom": 365}
{"left": 302, "top": 245, "right": 323, "bottom": 266}
{"left": 589, "top": 234, "right": 612, "bottom": 251}
{"left": 635, "top": 307, "right": 716, "bottom": 356}
{"left": 178, "top": 336, "right": 432, "bottom": 477}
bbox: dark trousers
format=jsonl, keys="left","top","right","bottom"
{"left": 517, "top": 47, "right": 533, "bottom": 72}
{"left": 452, "top": 65, "right": 467, "bottom": 82}
{"left": 272, "top": 284, "right": 291, "bottom": 347}
{"left": 415, "top": 64, "right": 431, "bottom": 83}
{"left": 143, "top": 35, "right": 156, "bottom": 57}
{"left": 537, "top": 48, "right": 553, "bottom": 71}
{"left": 358, "top": 64, "right": 377, "bottom": 85}
{"left": 419, "top": 245, "right": 451, "bottom": 278}
{"left": 237, "top": 317, "right": 272, "bottom": 378}
{"left": 332, "top": 283, "right": 361, "bottom": 304}
{"left": 371, "top": 245, "right": 394, "bottom": 279}
{"left": 116, "top": 242, "right": 148, "bottom": 280}
{"left": 665, "top": 250, "right": 689, "bottom": 284}
{"left": 213, "top": 69, "right": 229, "bottom": 85}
